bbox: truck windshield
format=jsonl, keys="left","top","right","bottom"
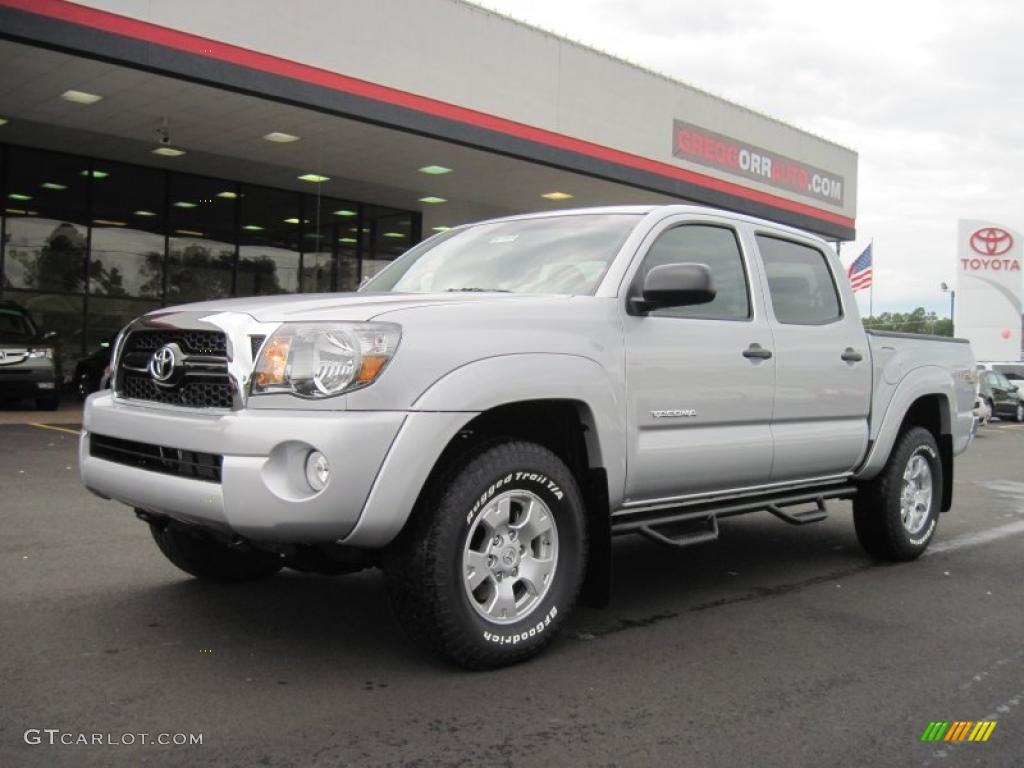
{"left": 363, "top": 213, "right": 641, "bottom": 295}
{"left": 0, "top": 308, "right": 36, "bottom": 339}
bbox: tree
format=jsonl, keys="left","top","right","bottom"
{"left": 862, "top": 307, "right": 952, "bottom": 337}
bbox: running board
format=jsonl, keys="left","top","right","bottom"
{"left": 612, "top": 484, "right": 857, "bottom": 547}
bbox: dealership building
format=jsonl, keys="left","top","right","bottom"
{"left": 0, "top": 0, "right": 858, "bottom": 372}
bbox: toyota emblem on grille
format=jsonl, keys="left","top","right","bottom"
{"left": 148, "top": 344, "right": 181, "bottom": 385}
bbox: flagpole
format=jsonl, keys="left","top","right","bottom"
{"left": 869, "top": 239, "right": 874, "bottom": 320}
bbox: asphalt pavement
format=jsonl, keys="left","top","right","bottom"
{"left": 2, "top": 420, "right": 1023, "bottom": 767}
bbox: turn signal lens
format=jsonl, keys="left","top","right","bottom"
{"left": 254, "top": 336, "right": 291, "bottom": 388}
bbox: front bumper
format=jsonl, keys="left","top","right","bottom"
{"left": 80, "top": 393, "right": 405, "bottom": 543}
{"left": 0, "top": 365, "right": 57, "bottom": 398}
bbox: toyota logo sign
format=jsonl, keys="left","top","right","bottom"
{"left": 970, "top": 227, "right": 1014, "bottom": 257}
{"left": 148, "top": 344, "right": 180, "bottom": 384}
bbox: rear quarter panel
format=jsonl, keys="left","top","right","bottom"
{"left": 855, "top": 332, "right": 976, "bottom": 479}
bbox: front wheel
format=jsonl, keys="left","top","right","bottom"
{"left": 385, "top": 440, "right": 587, "bottom": 669}
{"left": 853, "top": 426, "right": 942, "bottom": 561}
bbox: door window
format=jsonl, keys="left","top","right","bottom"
{"left": 757, "top": 235, "right": 842, "bottom": 325}
{"left": 635, "top": 225, "right": 750, "bottom": 320}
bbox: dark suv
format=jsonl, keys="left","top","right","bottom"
{"left": 0, "top": 301, "right": 60, "bottom": 410}
{"left": 978, "top": 367, "right": 1024, "bottom": 422}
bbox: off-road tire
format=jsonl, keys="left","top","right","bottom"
{"left": 150, "top": 523, "right": 282, "bottom": 582}
{"left": 384, "top": 439, "right": 587, "bottom": 669}
{"left": 853, "top": 426, "right": 942, "bottom": 561}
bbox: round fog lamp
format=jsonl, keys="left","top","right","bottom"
{"left": 305, "top": 450, "right": 330, "bottom": 491}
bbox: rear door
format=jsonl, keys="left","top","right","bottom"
{"left": 622, "top": 216, "right": 775, "bottom": 503}
{"left": 754, "top": 232, "right": 872, "bottom": 481}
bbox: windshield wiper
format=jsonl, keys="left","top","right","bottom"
{"left": 445, "top": 287, "right": 512, "bottom": 293}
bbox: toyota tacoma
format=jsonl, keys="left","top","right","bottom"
{"left": 80, "top": 205, "right": 977, "bottom": 668}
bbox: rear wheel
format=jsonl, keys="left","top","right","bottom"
{"left": 854, "top": 426, "right": 942, "bottom": 561}
{"left": 385, "top": 439, "right": 587, "bottom": 669}
{"left": 150, "top": 523, "right": 282, "bottom": 582}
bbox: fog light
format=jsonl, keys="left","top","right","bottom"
{"left": 304, "top": 450, "right": 330, "bottom": 491}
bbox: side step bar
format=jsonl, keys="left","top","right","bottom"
{"left": 612, "top": 484, "right": 857, "bottom": 549}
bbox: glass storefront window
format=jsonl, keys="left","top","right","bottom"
{"left": 4, "top": 147, "right": 88, "bottom": 293}
{"left": 0, "top": 142, "right": 421, "bottom": 380}
{"left": 237, "top": 185, "right": 300, "bottom": 295}
{"left": 167, "top": 174, "right": 237, "bottom": 303}
{"left": 89, "top": 162, "right": 166, "bottom": 299}
{"left": 363, "top": 208, "right": 414, "bottom": 282}
{"left": 302, "top": 196, "right": 361, "bottom": 292}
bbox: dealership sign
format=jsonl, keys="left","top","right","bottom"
{"left": 956, "top": 220, "right": 1023, "bottom": 361}
{"left": 672, "top": 119, "right": 845, "bottom": 205}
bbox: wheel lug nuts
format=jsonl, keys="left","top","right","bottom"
{"left": 512, "top": 567, "right": 518, "bottom": 577}
{"left": 492, "top": 535, "right": 502, "bottom": 546}
{"left": 509, "top": 530, "right": 518, "bottom": 541}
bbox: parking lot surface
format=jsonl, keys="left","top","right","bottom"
{"left": 2, "top": 421, "right": 1023, "bottom": 767}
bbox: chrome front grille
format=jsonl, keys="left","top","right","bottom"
{"left": 116, "top": 329, "right": 235, "bottom": 409}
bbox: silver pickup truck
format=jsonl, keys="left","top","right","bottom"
{"left": 80, "top": 205, "right": 976, "bottom": 668}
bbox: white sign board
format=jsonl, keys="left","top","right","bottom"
{"left": 956, "top": 220, "right": 1022, "bottom": 361}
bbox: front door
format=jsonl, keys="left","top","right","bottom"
{"left": 623, "top": 218, "right": 775, "bottom": 504}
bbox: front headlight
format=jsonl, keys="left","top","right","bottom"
{"left": 250, "top": 322, "right": 401, "bottom": 399}
{"left": 28, "top": 347, "right": 54, "bottom": 359}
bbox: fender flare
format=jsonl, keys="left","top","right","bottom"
{"left": 854, "top": 365, "right": 955, "bottom": 481}
{"left": 343, "top": 353, "right": 626, "bottom": 548}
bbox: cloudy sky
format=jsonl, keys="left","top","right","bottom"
{"left": 473, "top": 0, "right": 1024, "bottom": 318}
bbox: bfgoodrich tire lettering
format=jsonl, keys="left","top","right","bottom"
{"left": 385, "top": 440, "right": 587, "bottom": 669}
{"left": 853, "top": 426, "right": 942, "bottom": 561}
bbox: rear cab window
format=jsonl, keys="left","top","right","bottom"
{"left": 756, "top": 234, "right": 842, "bottom": 325}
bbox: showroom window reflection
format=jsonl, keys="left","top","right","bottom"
{"left": 0, "top": 142, "right": 421, "bottom": 372}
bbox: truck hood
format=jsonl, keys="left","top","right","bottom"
{"left": 153, "top": 291, "right": 567, "bottom": 324}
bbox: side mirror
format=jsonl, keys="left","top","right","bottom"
{"left": 1010, "top": 384, "right": 1019, "bottom": 394}
{"left": 630, "top": 263, "right": 716, "bottom": 314}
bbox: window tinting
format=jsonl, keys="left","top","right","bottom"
{"left": 89, "top": 161, "right": 166, "bottom": 299}
{"left": 1, "top": 141, "right": 421, "bottom": 372}
{"left": 757, "top": 235, "right": 841, "bottom": 325}
{"left": 636, "top": 225, "right": 749, "bottom": 320}
{"left": 238, "top": 185, "right": 300, "bottom": 295}
{"left": 4, "top": 147, "right": 88, "bottom": 293}
{"left": 166, "top": 175, "right": 237, "bottom": 302}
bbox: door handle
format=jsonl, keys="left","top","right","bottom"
{"left": 742, "top": 343, "right": 773, "bottom": 360}
{"left": 841, "top": 347, "right": 863, "bottom": 362}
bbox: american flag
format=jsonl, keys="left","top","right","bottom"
{"left": 847, "top": 244, "right": 873, "bottom": 292}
